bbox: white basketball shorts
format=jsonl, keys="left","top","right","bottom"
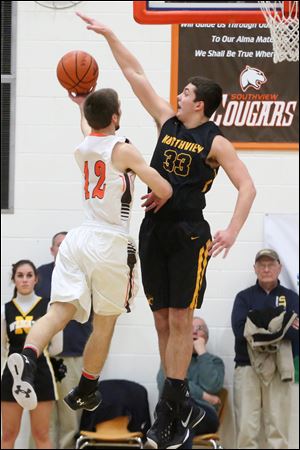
{"left": 50, "top": 225, "right": 139, "bottom": 322}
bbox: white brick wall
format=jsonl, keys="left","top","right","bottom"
{"left": 1, "top": 2, "right": 298, "bottom": 448}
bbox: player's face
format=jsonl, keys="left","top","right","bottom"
{"left": 14, "top": 264, "right": 37, "bottom": 296}
{"left": 176, "top": 83, "right": 203, "bottom": 122}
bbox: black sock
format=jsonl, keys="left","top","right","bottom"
{"left": 162, "top": 377, "right": 188, "bottom": 405}
{"left": 168, "top": 377, "right": 189, "bottom": 396}
{"left": 22, "top": 347, "right": 38, "bottom": 365}
{"left": 78, "top": 372, "right": 99, "bottom": 395}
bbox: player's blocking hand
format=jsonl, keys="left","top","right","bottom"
{"left": 76, "top": 11, "right": 111, "bottom": 36}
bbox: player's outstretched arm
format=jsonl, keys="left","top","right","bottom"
{"left": 76, "top": 11, "right": 174, "bottom": 129}
{"left": 112, "top": 142, "right": 172, "bottom": 212}
{"left": 68, "top": 93, "right": 91, "bottom": 137}
{"left": 208, "top": 135, "right": 256, "bottom": 258}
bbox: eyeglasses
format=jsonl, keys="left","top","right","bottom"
{"left": 256, "top": 261, "right": 279, "bottom": 270}
{"left": 193, "top": 325, "right": 207, "bottom": 332}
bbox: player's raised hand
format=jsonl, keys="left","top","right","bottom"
{"left": 76, "top": 12, "right": 111, "bottom": 35}
{"left": 68, "top": 92, "right": 89, "bottom": 106}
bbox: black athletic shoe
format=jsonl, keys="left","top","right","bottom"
{"left": 7, "top": 353, "right": 37, "bottom": 410}
{"left": 147, "top": 399, "right": 189, "bottom": 449}
{"left": 64, "top": 386, "right": 102, "bottom": 411}
{"left": 181, "top": 398, "right": 206, "bottom": 429}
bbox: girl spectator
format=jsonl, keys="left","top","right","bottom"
{"left": 1, "top": 260, "right": 62, "bottom": 449}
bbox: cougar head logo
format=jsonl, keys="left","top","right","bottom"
{"left": 240, "top": 66, "right": 267, "bottom": 92}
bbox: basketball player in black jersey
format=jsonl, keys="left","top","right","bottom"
{"left": 77, "top": 12, "right": 256, "bottom": 450}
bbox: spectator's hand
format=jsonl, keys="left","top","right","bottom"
{"left": 203, "top": 391, "right": 221, "bottom": 406}
{"left": 193, "top": 336, "right": 206, "bottom": 355}
{"left": 292, "top": 316, "right": 299, "bottom": 330}
{"left": 76, "top": 12, "right": 112, "bottom": 36}
{"left": 209, "top": 228, "right": 238, "bottom": 258}
{"left": 50, "top": 357, "right": 67, "bottom": 382}
{"left": 141, "top": 192, "right": 168, "bottom": 213}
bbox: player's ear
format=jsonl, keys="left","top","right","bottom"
{"left": 194, "top": 100, "right": 204, "bottom": 112}
{"left": 112, "top": 113, "right": 119, "bottom": 123}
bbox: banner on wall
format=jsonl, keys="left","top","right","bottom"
{"left": 171, "top": 24, "right": 299, "bottom": 149}
{"left": 264, "top": 213, "right": 299, "bottom": 293}
{"left": 264, "top": 213, "right": 299, "bottom": 382}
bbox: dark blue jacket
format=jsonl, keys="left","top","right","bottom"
{"left": 231, "top": 280, "right": 299, "bottom": 366}
{"left": 36, "top": 262, "right": 92, "bottom": 357}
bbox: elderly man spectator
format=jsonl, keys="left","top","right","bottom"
{"left": 232, "top": 249, "right": 299, "bottom": 449}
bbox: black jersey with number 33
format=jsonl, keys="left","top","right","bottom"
{"left": 149, "top": 116, "right": 223, "bottom": 220}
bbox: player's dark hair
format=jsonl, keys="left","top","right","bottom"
{"left": 11, "top": 260, "right": 38, "bottom": 299}
{"left": 84, "top": 88, "right": 120, "bottom": 129}
{"left": 188, "top": 76, "right": 222, "bottom": 118}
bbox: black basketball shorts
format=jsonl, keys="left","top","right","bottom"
{"left": 139, "top": 216, "right": 212, "bottom": 311}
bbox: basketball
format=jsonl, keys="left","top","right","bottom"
{"left": 56, "top": 50, "right": 99, "bottom": 95}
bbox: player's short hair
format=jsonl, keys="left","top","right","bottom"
{"left": 84, "top": 88, "right": 120, "bottom": 129}
{"left": 188, "top": 76, "right": 222, "bottom": 118}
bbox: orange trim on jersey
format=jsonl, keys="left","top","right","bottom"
{"left": 89, "top": 132, "right": 109, "bottom": 137}
{"left": 12, "top": 296, "right": 43, "bottom": 317}
{"left": 190, "top": 240, "right": 211, "bottom": 309}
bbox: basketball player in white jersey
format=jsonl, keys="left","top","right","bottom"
{"left": 7, "top": 88, "right": 172, "bottom": 412}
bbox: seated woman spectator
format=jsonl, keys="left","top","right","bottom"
{"left": 1, "top": 260, "right": 62, "bottom": 449}
{"left": 157, "top": 316, "right": 225, "bottom": 449}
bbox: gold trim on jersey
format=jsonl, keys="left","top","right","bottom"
{"left": 12, "top": 296, "right": 43, "bottom": 317}
{"left": 190, "top": 239, "right": 211, "bottom": 309}
{"left": 43, "top": 348, "right": 59, "bottom": 400}
{"left": 201, "top": 169, "right": 218, "bottom": 193}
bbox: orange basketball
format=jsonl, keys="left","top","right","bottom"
{"left": 56, "top": 50, "right": 99, "bottom": 95}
